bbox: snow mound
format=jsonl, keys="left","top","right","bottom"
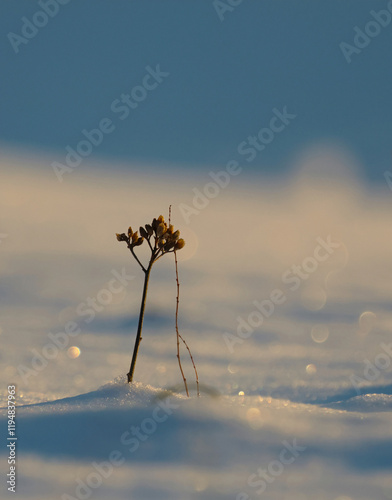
{"left": 326, "top": 393, "right": 392, "bottom": 413}
{"left": 14, "top": 376, "right": 179, "bottom": 415}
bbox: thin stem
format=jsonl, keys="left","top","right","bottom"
{"left": 174, "top": 248, "right": 189, "bottom": 397}
{"left": 152, "top": 250, "right": 167, "bottom": 264}
{"left": 127, "top": 263, "right": 152, "bottom": 383}
{"left": 178, "top": 332, "right": 199, "bottom": 397}
{"left": 146, "top": 237, "right": 154, "bottom": 252}
{"left": 174, "top": 249, "right": 199, "bottom": 396}
{"left": 129, "top": 246, "right": 146, "bottom": 273}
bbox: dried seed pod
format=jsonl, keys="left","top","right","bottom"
{"left": 132, "top": 231, "right": 139, "bottom": 244}
{"left": 151, "top": 218, "right": 158, "bottom": 231}
{"left": 128, "top": 226, "right": 133, "bottom": 238}
{"left": 134, "top": 237, "right": 144, "bottom": 246}
{"left": 157, "top": 215, "right": 165, "bottom": 223}
{"left": 116, "top": 233, "right": 127, "bottom": 242}
{"left": 163, "top": 231, "right": 174, "bottom": 240}
{"left": 167, "top": 224, "right": 174, "bottom": 235}
{"left": 140, "top": 227, "right": 148, "bottom": 239}
{"left": 158, "top": 239, "right": 165, "bottom": 248}
{"left": 164, "top": 240, "right": 175, "bottom": 251}
{"left": 145, "top": 224, "right": 153, "bottom": 236}
{"left": 174, "top": 238, "right": 185, "bottom": 250}
{"left": 156, "top": 223, "right": 166, "bottom": 237}
{"left": 172, "top": 230, "right": 180, "bottom": 240}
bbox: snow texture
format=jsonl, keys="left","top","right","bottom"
{"left": 1, "top": 152, "right": 392, "bottom": 499}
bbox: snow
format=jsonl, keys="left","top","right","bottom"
{"left": 327, "top": 393, "right": 392, "bottom": 413}
{"left": 1, "top": 378, "right": 392, "bottom": 499}
{"left": 1, "top": 149, "right": 392, "bottom": 499}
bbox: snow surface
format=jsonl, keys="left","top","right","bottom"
{"left": 2, "top": 378, "right": 392, "bottom": 500}
{"left": 1, "top": 150, "right": 392, "bottom": 499}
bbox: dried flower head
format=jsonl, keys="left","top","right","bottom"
{"left": 156, "top": 223, "right": 166, "bottom": 238}
{"left": 175, "top": 238, "right": 185, "bottom": 250}
{"left": 115, "top": 209, "right": 196, "bottom": 394}
{"left": 116, "top": 214, "right": 185, "bottom": 265}
{"left": 116, "top": 233, "right": 128, "bottom": 242}
{"left": 140, "top": 227, "right": 148, "bottom": 239}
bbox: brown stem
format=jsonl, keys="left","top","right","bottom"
{"left": 178, "top": 332, "right": 199, "bottom": 397}
{"left": 127, "top": 263, "right": 152, "bottom": 383}
{"left": 174, "top": 248, "right": 189, "bottom": 397}
{"left": 129, "top": 245, "right": 146, "bottom": 272}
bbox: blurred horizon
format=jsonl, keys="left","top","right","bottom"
{"left": 1, "top": 0, "right": 392, "bottom": 184}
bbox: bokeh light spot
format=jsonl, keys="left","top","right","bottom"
{"left": 359, "top": 311, "right": 377, "bottom": 334}
{"left": 67, "top": 346, "right": 81, "bottom": 359}
{"left": 311, "top": 325, "right": 329, "bottom": 343}
{"left": 246, "top": 407, "right": 263, "bottom": 429}
{"left": 306, "top": 364, "right": 317, "bottom": 375}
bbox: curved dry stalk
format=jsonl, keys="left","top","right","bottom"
{"left": 178, "top": 331, "right": 199, "bottom": 397}
{"left": 174, "top": 247, "right": 189, "bottom": 397}
{"left": 174, "top": 246, "right": 199, "bottom": 397}
{"left": 169, "top": 205, "right": 199, "bottom": 397}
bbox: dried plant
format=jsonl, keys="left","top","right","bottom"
{"left": 116, "top": 213, "right": 198, "bottom": 395}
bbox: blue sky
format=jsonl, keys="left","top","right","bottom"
{"left": 1, "top": 0, "right": 391, "bottom": 182}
